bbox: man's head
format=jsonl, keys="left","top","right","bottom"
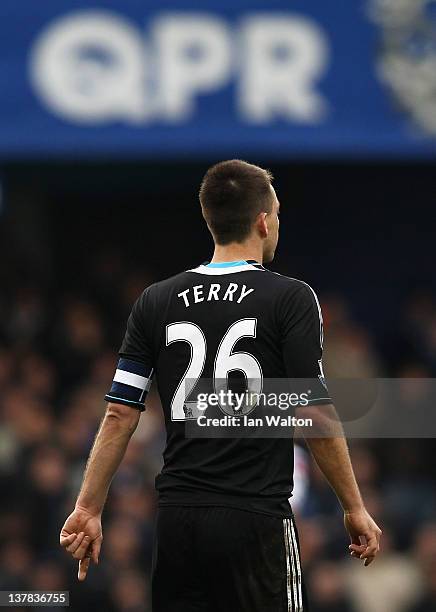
{"left": 199, "top": 159, "right": 280, "bottom": 263}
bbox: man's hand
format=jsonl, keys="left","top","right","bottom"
{"left": 60, "top": 506, "right": 103, "bottom": 581}
{"left": 345, "top": 507, "right": 382, "bottom": 567}
{"left": 60, "top": 403, "right": 140, "bottom": 582}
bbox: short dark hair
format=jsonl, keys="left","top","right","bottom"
{"left": 199, "top": 159, "right": 274, "bottom": 245}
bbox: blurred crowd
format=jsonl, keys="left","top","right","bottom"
{"left": 0, "top": 248, "right": 435, "bottom": 612}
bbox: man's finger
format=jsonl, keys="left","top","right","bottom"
{"left": 78, "top": 556, "right": 91, "bottom": 581}
{"left": 350, "top": 550, "right": 364, "bottom": 558}
{"left": 91, "top": 538, "right": 102, "bottom": 565}
{"left": 350, "top": 548, "right": 375, "bottom": 564}
{"left": 66, "top": 532, "right": 85, "bottom": 554}
{"left": 72, "top": 535, "right": 91, "bottom": 560}
{"left": 349, "top": 543, "right": 365, "bottom": 554}
{"left": 349, "top": 534, "right": 362, "bottom": 546}
{"left": 360, "top": 535, "right": 379, "bottom": 559}
{"left": 60, "top": 533, "right": 77, "bottom": 548}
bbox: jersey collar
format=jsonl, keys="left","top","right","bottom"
{"left": 202, "top": 259, "right": 260, "bottom": 268}
{"left": 191, "top": 259, "right": 265, "bottom": 275}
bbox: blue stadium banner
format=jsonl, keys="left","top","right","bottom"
{"left": 1, "top": 1, "right": 436, "bottom": 158}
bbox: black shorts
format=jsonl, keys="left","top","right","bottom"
{"left": 152, "top": 506, "right": 308, "bottom": 612}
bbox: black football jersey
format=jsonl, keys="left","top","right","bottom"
{"left": 105, "top": 260, "right": 331, "bottom": 517}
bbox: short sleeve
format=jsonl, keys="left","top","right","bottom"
{"left": 105, "top": 288, "right": 154, "bottom": 411}
{"left": 279, "top": 283, "right": 331, "bottom": 404}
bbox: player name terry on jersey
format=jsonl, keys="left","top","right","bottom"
{"left": 177, "top": 282, "right": 254, "bottom": 307}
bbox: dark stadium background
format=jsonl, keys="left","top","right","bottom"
{"left": 0, "top": 160, "right": 435, "bottom": 611}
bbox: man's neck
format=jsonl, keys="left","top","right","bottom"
{"left": 210, "top": 242, "right": 263, "bottom": 264}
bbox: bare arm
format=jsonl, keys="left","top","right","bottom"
{"left": 76, "top": 402, "right": 140, "bottom": 513}
{"left": 299, "top": 403, "right": 363, "bottom": 510}
{"left": 60, "top": 402, "right": 141, "bottom": 580}
{"left": 297, "top": 403, "right": 382, "bottom": 566}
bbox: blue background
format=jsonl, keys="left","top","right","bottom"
{"left": 1, "top": 0, "right": 436, "bottom": 159}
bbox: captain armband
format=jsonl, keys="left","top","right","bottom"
{"left": 104, "top": 358, "right": 153, "bottom": 411}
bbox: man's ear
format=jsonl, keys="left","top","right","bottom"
{"left": 256, "top": 212, "right": 269, "bottom": 238}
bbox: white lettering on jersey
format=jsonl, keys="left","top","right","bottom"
{"left": 208, "top": 283, "right": 221, "bottom": 301}
{"left": 222, "top": 283, "right": 238, "bottom": 301}
{"left": 177, "top": 288, "right": 190, "bottom": 307}
{"left": 177, "top": 282, "right": 254, "bottom": 307}
{"left": 237, "top": 284, "right": 254, "bottom": 303}
{"left": 193, "top": 285, "right": 204, "bottom": 303}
